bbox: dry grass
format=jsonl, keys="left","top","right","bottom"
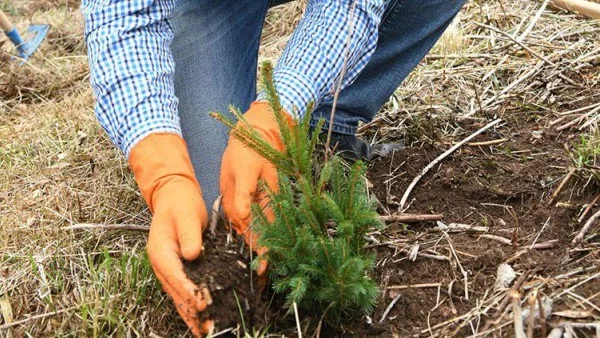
{"left": 1, "top": 0, "right": 599, "bottom": 336}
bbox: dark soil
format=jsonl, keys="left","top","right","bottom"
{"left": 361, "top": 114, "right": 599, "bottom": 336}
{"left": 183, "top": 227, "right": 271, "bottom": 333}
{"left": 184, "top": 105, "right": 599, "bottom": 337}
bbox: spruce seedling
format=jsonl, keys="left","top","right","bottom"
{"left": 211, "top": 62, "right": 383, "bottom": 321}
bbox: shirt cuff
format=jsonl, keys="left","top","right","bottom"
{"left": 122, "top": 121, "right": 182, "bottom": 159}
{"left": 257, "top": 66, "right": 318, "bottom": 119}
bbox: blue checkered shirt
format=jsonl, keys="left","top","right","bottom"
{"left": 82, "top": 0, "right": 387, "bottom": 157}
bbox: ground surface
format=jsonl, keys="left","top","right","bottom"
{"left": 1, "top": 0, "right": 599, "bottom": 337}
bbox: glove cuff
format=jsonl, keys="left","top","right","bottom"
{"left": 128, "top": 133, "right": 200, "bottom": 212}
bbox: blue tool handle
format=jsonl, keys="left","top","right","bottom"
{"left": 4, "top": 28, "right": 26, "bottom": 55}
{"left": 5, "top": 27, "right": 24, "bottom": 46}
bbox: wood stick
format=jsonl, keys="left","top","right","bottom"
{"left": 416, "top": 252, "right": 450, "bottom": 261}
{"left": 62, "top": 223, "right": 150, "bottom": 232}
{"left": 480, "top": 234, "right": 513, "bottom": 245}
{"left": 528, "top": 240, "right": 558, "bottom": 249}
{"left": 506, "top": 240, "right": 559, "bottom": 263}
{"left": 0, "top": 10, "right": 15, "bottom": 32}
{"left": 549, "top": 0, "right": 600, "bottom": 19}
{"left": 444, "top": 232, "right": 469, "bottom": 300}
{"left": 387, "top": 283, "right": 443, "bottom": 290}
{"left": 518, "top": 0, "right": 551, "bottom": 42}
{"left": 447, "top": 280, "right": 458, "bottom": 315}
{"left": 557, "top": 102, "right": 600, "bottom": 116}
{"left": 380, "top": 213, "right": 443, "bottom": 223}
{"left": 379, "top": 293, "right": 401, "bottom": 323}
{"left": 467, "top": 138, "right": 508, "bottom": 146}
{"left": 399, "top": 119, "right": 502, "bottom": 210}
{"left": 482, "top": 271, "right": 531, "bottom": 333}
{"left": 433, "top": 222, "right": 489, "bottom": 233}
{"left": 475, "top": 22, "right": 555, "bottom": 66}
{"left": 537, "top": 292, "right": 548, "bottom": 337}
{"left": 293, "top": 301, "right": 302, "bottom": 338}
{"left": 511, "top": 291, "right": 526, "bottom": 338}
{"left": 530, "top": 217, "right": 551, "bottom": 249}
{"left": 556, "top": 106, "right": 600, "bottom": 131}
{"left": 527, "top": 293, "right": 537, "bottom": 338}
{"left": 0, "top": 306, "right": 76, "bottom": 330}
{"left": 546, "top": 168, "right": 576, "bottom": 206}
{"left": 578, "top": 194, "right": 600, "bottom": 223}
{"left": 572, "top": 209, "right": 600, "bottom": 243}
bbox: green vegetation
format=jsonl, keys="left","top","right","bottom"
{"left": 212, "top": 62, "right": 383, "bottom": 320}
{"left": 571, "top": 133, "right": 600, "bottom": 168}
{"left": 569, "top": 133, "right": 600, "bottom": 183}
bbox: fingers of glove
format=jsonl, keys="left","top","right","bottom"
{"left": 256, "top": 163, "right": 278, "bottom": 222}
{"left": 202, "top": 320, "right": 215, "bottom": 337}
{"left": 156, "top": 273, "right": 208, "bottom": 337}
{"left": 256, "top": 254, "right": 269, "bottom": 277}
{"left": 220, "top": 150, "right": 259, "bottom": 234}
{"left": 147, "top": 235, "right": 207, "bottom": 312}
{"left": 233, "top": 173, "right": 259, "bottom": 229}
{"left": 242, "top": 230, "right": 268, "bottom": 276}
{"left": 261, "top": 162, "right": 279, "bottom": 193}
{"left": 175, "top": 197, "right": 208, "bottom": 261}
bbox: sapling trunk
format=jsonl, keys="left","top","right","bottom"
{"left": 211, "top": 62, "right": 383, "bottom": 321}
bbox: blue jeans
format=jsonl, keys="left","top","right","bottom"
{"left": 169, "top": 0, "right": 466, "bottom": 210}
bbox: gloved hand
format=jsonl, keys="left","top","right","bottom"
{"left": 129, "top": 133, "right": 213, "bottom": 337}
{"left": 220, "top": 101, "right": 293, "bottom": 276}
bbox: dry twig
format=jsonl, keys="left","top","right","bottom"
{"left": 380, "top": 213, "right": 443, "bottom": 223}
{"left": 62, "top": 223, "right": 149, "bottom": 232}
{"left": 0, "top": 306, "right": 77, "bottom": 330}
{"left": 399, "top": 119, "right": 502, "bottom": 210}
{"left": 546, "top": 168, "right": 576, "bottom": 206}
{"left": 387, "top": 283, "right": 442, "bottom": 290}
{"left": 572, "top": 209, "right": 600, "bottom": 243}
{"left": 379, "top": 293, "right": 401, "bottom": 323}
{"left": 578, "top": 194, "right": 600, "bottom": 223}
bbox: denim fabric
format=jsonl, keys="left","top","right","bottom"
{"left": 310, "top": 0, "right": 467, "bottom": 135}
{"left": 169, "top": 0, "right": 466, "bottom": 210}
{"left": 170, "top": 0, "right": 271, "bottom": 210}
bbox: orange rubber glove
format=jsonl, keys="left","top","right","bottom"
{"left": 220, "top": 101, "right": 293, "bottom": 276}
{"left": 129, "top": 133, "right": 213, "bottom": 337}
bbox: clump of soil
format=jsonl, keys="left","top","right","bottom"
{"left": 183, "top": 227, "right": 270, "bottom": 332}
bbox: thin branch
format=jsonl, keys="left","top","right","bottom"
{"left": 0, "top": 306, "right": 76, "bottom": 330}
{"left": 293, "top": 301, "right": 302, "bottom": 338}
{"left": 578, "top": 193, "right": 600, "bottom": 223}
{"left": 62, "top": 223, "right": 149, "bottom": 232}
{"left": 572, "top": 209, "right": 600, "bottom": 243}
{"left": 530, "top": 217, "right": 551, "bottom": 249}
{"left": 511, "top": 291, "right": 526, "bottom": 338}
{"left": 387, "top": 283, "right": 443, "bottom": 290}
{"left": 380, "top": 213, "right": 443, "bottom": 223}
{"left": 546, "top": 168, "right": 576, "bottom": 206}
{"left": 467, "top": 138, "right": 508, "bottom": 146}
{"left": 399, "top": 119, "right": 502, "bottom": 210}
{"left": 379, "top": 293, "right": 401, "bottom": 323}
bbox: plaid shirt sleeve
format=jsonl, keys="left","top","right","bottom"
{"left": 261, "top": 0, "right": 388, "bottom": 117}
{"left": 82, "top": 0, "right": 181, "bottom": 158}
{"left": 83, "top": 0, "right": 386, "bottom": 156}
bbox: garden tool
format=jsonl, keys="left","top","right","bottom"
{"left": 0, "top": 10, "right": 49, "bottom": 64}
